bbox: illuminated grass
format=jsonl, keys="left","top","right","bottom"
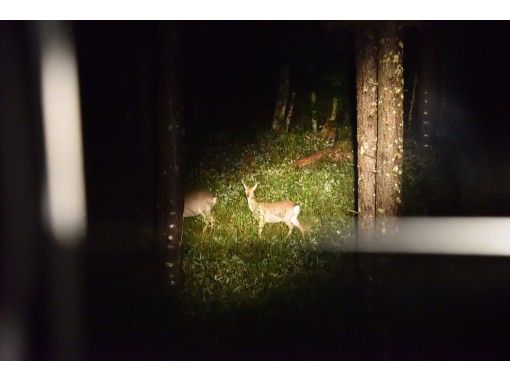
{"left": 182, "top": 128, "right": 355, "bottom": 313}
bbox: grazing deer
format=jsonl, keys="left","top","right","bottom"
{"left": 242, "top": 181, "right": 305, "bottom": 239}
{"left": 183, "top": 191, "right": 217, "bottom": 232}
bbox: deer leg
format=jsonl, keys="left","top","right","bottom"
{"left": 285, "top": 222, "right": 294, "bottom": 239}
{"left": 208, "top": 214, "right": 215, "bottom": 231}
{"left": 258, "top": 220, "right": 265, "bottom": 237}
{"left": 291, "top": 217, "right": 305, "bottom": 239}
{"left": 200, "top": 212, "right": 210, "bottom": 233}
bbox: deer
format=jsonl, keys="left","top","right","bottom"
{"left": 242, "top": 181, "right": 305, "bottom": 239}
{"left": 183, "top": 190, "right": 217, "bottom": 232}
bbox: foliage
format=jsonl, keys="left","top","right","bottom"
{"left": 182, "top": 129, "right": 355, "bottom": 315}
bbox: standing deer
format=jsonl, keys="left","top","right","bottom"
{"left": 183, "top": 191, "right": 217, "bottom": 232}
{"left": 242, "top": 181, "right": 305, "bottom": 239}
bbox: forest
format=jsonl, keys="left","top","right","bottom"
{"left": 3, "top": 20, "right": 510, "bottom": 360}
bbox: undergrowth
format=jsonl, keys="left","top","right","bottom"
{"left": 181, "top": 128, "right": 355, "bottom": 315}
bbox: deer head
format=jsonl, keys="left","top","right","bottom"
{"left": 242, "top": 180, "right": 258, "bottom": 199}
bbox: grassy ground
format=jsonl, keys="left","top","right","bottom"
{"left": 181, "top": 128, "right": 355, "bottom": 314}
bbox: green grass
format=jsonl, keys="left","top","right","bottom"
{"left": 182, "top": 128, "right": 355, "bottom": 314}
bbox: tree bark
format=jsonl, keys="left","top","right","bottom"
{"left": 272, "top": 65, "right": 290, "bottom": 131}
{"left": 310, "top": 91, "right": 318, "bottom": 132}
{"left": 156, "top": 23, "right": 184, "bottom": 293}
{"left": 356, "top": 28, "right": 379, "bottom": 239}
{"left": 330, "top": 97, "right": 338, "bottom": 121}
{"left": 375, "top": 21, "right": 404, "bottom": 229}
{"left": 285, "top": 91, "right": 296, "bottom": 131}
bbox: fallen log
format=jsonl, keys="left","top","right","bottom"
{"left": 292, "top": 143, "right": 353, "bottom": 168}
{"left": 293, "top": 151, "right": 326, "bottom": 168}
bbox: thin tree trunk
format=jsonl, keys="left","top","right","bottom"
{"left": 408, "top": 72, "right": 417, "bottom": 128}
{"left": 375, "top": 21, "right": 404, "bottom": 230}
{"left": 311, "top": 91, "right": 318, "bottom": 132}
{"left": 418, "top": 30, "right": 438, "bottom": 148}
{"left": 330, "top": 97, "right": 338, "bottom": 121}
{"left": 356, "top": 28, "right": 379, "bottom": 240}
{"left": 157, "top": 23, "right": 184, "bottom": 293}
{"left": 272, "top": 65, "right": 290, "bottom": 131}
{"left": 285, "top": 91, "right": 296, "bottom": 131}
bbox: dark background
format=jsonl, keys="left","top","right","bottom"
{"left": 75, "top": 21, "right": 510, "bottom": 225}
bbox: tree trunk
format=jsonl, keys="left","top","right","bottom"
{"left": 356, "top": 28, "right": 379, "bottom": 239}
{"left": 285, "top": 91, "right": 296, "bottom": 131}
{"left": 418, "top": 30, "right": 438, "bottom": 148}
{"left": 408, "top": 72, "right": 418, "bottom": 128}
{"left": 272, "top": 65, "right": 290, "bottom": 131}
{"left": 375, "top": 21, "right": 404, "bottom": 229}
{"left": 330, "top": 97, "right": 338, "bottom": 121}
{"left": 156, "top": 23, "right": 184, "bottom": 293}
{"left": 310, "top": 91, "right": 318, "bottom": 132}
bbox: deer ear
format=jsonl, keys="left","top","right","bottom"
{"left": 253, "top": 182, "right": 258, "bottom": 190}
{"left": 242, "top": 180, "right": 247, "bottom": 190}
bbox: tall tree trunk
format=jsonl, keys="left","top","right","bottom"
{"left": 375, "top": 21, "right": 404, "bottom": 230}
{"left": 156, "top": 23, "right": 184, "bottom": 293}
{"left": 330, "top": 97, "right": 338, "bottom": 121}
{"left": 356, "top": 28, "right": 379, "bottom": 239}
{"left": 408, "top": 72, "right": 418, "bottom": 128}
{"left": 310, "top": 91, "right": 318, "bottom": 132}
{"left": 272, "top": 65, "right": 290, "bottom": 131}
{"left": 285, "top": 91, "right": 296, "bottom": 131}
{"left": 418, "top": 30, "right": 438, "bottom": 148}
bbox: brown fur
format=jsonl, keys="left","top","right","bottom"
{"left": 242, "top": 181, "right": 305, "bottom": 239}
{"left": 183, "top": 191, "right": 216, "bottom": 232}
